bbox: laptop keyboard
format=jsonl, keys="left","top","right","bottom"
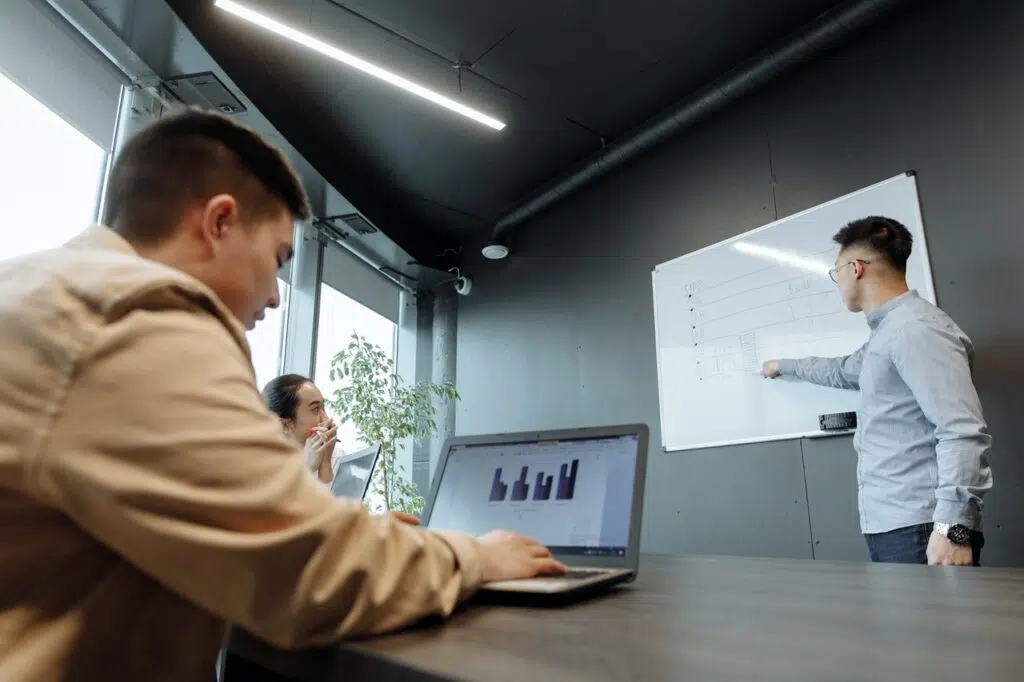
{"left": 554, "top": 569, "right": 607, "bottom": 580}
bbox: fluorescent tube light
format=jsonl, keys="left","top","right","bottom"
{"left": 214, "top": 0, "right": 506, "bottom": 131}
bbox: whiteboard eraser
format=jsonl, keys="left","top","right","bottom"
{"left": 819, "top": 412, "right": 857, "bottom": 431}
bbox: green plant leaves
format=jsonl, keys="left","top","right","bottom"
{"left": 327, "top": 331, "right": 459, "bottom": 514}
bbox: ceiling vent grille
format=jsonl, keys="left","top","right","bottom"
{"left": 163, "top": 71, "right": 247, "bottom": 115}
{"left": 315, "top": 218, "right": 347, "bottom": 243}
{"left": 324, "top": 213, "right": 378, "bottom": 236}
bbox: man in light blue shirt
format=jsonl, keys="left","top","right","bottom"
{"left": 762, "top": 216, "right": 993, "bottom": 566}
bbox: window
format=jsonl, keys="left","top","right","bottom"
{"left": 314, "top": 282, "right": 397, "bottom": 457}
{"left": 1, "top": 0, "right": 125, "bottom": 150}
{"left": 248, "top": 278, "right": 290, "bottom": 391}
{"left": 0, "top": 70, "right": 106, "bottom": 260}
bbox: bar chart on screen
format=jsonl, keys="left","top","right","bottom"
{"left": 429, "top": 438, "right": 637, "bottom": 547}
{"left": 489, "top": 459, "right": 579, "bottom": 503}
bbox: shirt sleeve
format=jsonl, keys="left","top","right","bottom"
{"left": 777, "top": 343, "right": 866, "bottom": 390}
{"left": 38, "top": 307, "right": 483, "bottom": 649}
{"left": 890, "top": 322, "right": 993, "bottom": 529}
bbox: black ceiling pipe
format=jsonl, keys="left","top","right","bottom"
{"left": 488, "top": 0, "right": 922, "bottom": 249}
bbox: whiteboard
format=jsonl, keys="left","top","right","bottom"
{"left": 652, "top": 173, "right": 936, "bottom": 452}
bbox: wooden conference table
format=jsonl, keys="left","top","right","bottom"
{"left": 228, "top": 553, "right": 1024, "bottom": 682}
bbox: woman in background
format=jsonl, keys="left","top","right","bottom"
{"left": 261, "top": 374, "right": 421, "bottom": 525}
{"left": 262, "top": 374, "right": 338, "bottom": 484}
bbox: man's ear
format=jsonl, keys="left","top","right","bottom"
{"left": 198, "top": 194, "right": 240, "bottom": 250}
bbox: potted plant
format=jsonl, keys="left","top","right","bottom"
{"left": 328, "top": 332, "right": 459, "bottom": 516}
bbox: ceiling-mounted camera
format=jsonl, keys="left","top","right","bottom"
{"left": 447, "top": 268, "right": 473, "bottom": 296}
{"left": 454, "top": 275, "right": 473, "bottom": 296}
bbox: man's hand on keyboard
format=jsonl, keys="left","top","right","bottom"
{"left": 477, "top": 530, "right": 568, "bottom": 582}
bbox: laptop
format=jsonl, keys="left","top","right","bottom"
{"left": 330, "top": 443, "right": 381, "bottom": 501}
{"left": 421, "top": 424, "right": 649, "bottom": 595}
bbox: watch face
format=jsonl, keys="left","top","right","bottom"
{"left": 948, "top": 524, "right": 972, "bottom": 546}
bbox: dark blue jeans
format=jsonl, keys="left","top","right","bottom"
{"left": 864, "top": 522, "right": 984, "bottom": 565}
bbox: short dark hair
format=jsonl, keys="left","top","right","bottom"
{"left": 102, "top": 107, "right": 311, "bottom": 245}
{"left": 833, "top": 216, "right": 913, "bottom": 273}
{"left": 262, "top": 374, "right": 312, "bottom": 421}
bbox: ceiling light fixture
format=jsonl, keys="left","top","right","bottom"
{"left": 481, "top": 243, "right": 509, "bottom": 260}
{"left": 214, "top": 0, "right": 506, "bottom": 131}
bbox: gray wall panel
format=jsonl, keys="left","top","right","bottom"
{"left": 641, "top": 440, "right": 814, "bottom": 559}
{"left": 801, "top": 436, "right": 867, "bottom": 562}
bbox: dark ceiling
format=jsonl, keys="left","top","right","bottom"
{"left": 164, "top": 0, "right": 849, "bottom": 265}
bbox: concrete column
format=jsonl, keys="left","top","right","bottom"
{"left": 428, "top": 288, "right": 458, "bottom": 482}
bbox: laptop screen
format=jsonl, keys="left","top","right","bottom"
{"left": 428, "top": 434, "right": 640, "bottom": 557}
{"left": 331, "top": 445, "right": 379, "bottom": 500}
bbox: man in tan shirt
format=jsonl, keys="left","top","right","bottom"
{"left": 0, "top": 109, "right": 565, "bottom": 682}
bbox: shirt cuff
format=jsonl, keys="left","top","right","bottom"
{"left": 777, "top": 359, "right": 796, "bottom": 375}
{"left": 933, "top": 499, "right": 981, "bottom": 530}
{"left": 431, "top": 530, "right": 484, "bottom": 600}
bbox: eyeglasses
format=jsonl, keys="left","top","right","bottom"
{"left": 828, "top": 259, "right": 871, "bottom": 283}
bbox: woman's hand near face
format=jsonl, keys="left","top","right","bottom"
{"left": 303, "top": 421, "right": 337, "bottom": 476}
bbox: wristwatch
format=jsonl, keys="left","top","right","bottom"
{"left": 933, "top": 522, "right": 972, "bottom": 546}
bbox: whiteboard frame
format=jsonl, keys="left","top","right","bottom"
{"left": 652, "top": 172, "right": 937, "bottom": 452}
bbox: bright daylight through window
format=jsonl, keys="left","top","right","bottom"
{"left": 0, "top": 71, "right": 106, "bottom": 260}
{"left": 314, "top": 283, "right": 397, "bottom": 457}
{"left": 247, "top": 278, "right": 291, "bottom": 391}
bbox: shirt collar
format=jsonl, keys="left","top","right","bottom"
{"left": 64, "top": 225, "right": 138, "bottom": 254}
{"left": 866, "top": 289, "right": 918, "bottom": 330}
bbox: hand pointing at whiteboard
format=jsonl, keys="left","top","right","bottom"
{"left": 761, "top": 360, "right": 781, "bottom": 379}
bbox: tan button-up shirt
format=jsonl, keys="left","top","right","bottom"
{"left": 0, "top": 227, "right": 482, "bottom": 682}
